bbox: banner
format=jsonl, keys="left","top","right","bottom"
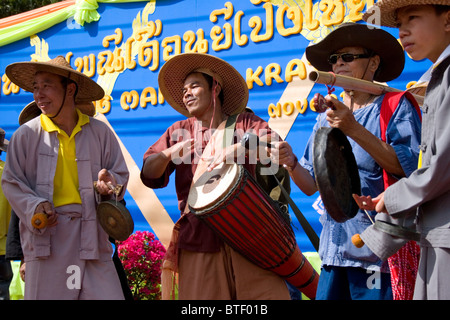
{"left": 0, "top": 0, "right": 431, "bottom": 250}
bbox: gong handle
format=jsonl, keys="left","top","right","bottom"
{"left": 93, "top": 181, "right": 122, "bottom": 196}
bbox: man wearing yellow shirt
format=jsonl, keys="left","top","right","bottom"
{"left": 1, "top": 56, "right": 129, "bottom": 300}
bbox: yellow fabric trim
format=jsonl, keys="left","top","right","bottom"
{"left": 418, "top": 150, "right": 422, "bottom": 169}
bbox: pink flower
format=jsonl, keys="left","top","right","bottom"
{"left": 118, "top": 231, "right": 166, "bottom": 300}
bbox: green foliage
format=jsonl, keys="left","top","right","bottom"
{"left": 0, "top": 0, "right": 63, "bottom": 19}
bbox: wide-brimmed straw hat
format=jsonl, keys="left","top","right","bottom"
{"left": 305, "top": 23, "right": 405, "bottom": 82}
{"left": 158, "top": 53, "right": 248, "bottom": 117}
{"left": 0, "top": 128, "right": 9, "bottom": 152}
{"left": 5, "top": 55, "right": 104, "bottom": 102}
{"left": 18, "top": 100, "right": 95, "bottom": 125}
{"left": 363, "top": 0, "right": 449, "bottom": 28}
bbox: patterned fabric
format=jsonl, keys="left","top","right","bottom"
{"left": 387, "top": 241, "right": 420, "bottom": 300}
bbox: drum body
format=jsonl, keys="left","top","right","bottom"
{"left": 188, "top": 163, "right": 318, "bottom": 299}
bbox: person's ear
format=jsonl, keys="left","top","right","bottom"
{"left": 214, "top": 81, "right": 221, "bottom": 98}
{"left": 369, "top": 55, "right": 381, "bottom": 73}
{"left": 66, "top": 82, "right": 77, "bottom": 98}
{"left": 444, "top": 10, "right": 450, "bottom": 32}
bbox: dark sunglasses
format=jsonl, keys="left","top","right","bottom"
{"left": 328, "top": 53, "right": 370, "bottom": 65}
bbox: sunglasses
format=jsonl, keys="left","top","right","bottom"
{"left": 328, "top": 53, "right": 370, "bottom": 65}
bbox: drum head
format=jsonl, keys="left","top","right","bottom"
{"left": 188, "top": 163, "right": 241, "bottom": 213}
{"left": 97, "top": 200, "right": 134, "bottom": 241}
{"left": 313, "top": 127, "right": 361, "bottom": 222}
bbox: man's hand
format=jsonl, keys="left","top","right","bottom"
{"left": 207, "top": 143, "right": 246, "bottom": 171}
{"left": 96, "top": 169, "right": 118, "bottom": 196}
{"left": 267, "top": 141, "right": 297, "bottom": 170}
{"left": 35, "top": 201, "right": 58, "bottom": 227}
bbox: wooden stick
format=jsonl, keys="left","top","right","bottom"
{"left": 352, "top": 201, "right": 374, "bottom": 248}
{"left": 362, "top": 201, "right": 374, "bottom": 225}
{"left": 309, "top": 71, "right": 424, "bottom": 106}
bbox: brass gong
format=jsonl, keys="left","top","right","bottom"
{"left": 97, "top": 200, "right": 134, "bottom": 241}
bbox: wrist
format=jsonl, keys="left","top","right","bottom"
{"left": 286, "top": 155, "right": 298, "bottom": 172}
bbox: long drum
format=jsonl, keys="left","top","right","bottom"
{"left": 188, "top": 163, "right": 319, "bottom": 299}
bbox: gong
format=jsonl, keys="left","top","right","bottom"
{"left": 313, "top": 127, "right": 361, "bottom": 223}
{"left": 96, "top": 200, "right": 134, "bottom": 241}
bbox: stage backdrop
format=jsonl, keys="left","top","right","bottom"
{"left": 0, "top": 0, "right": 431, "bottom": 252}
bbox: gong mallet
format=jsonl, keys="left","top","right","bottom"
{"left": 351, "top": 194, "right": 375, "bottom": 248}
{"left": 351, "top": 205, "right": 374, "bottom": 248}
{"left": 31, "top": 212, "right": 48, "bottom": 229}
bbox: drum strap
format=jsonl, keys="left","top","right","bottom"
{"left": 223, "top": 114, "right": 238, "bottom": 149}
{"left": 273, "top": 174, "right": 320, "bottom": 252}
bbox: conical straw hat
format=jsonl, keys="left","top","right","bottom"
{"left": 158, "top": 53, "right": 248, "bottom": 117}
{"left": 5, "top": 55, "right": 104, "bottom": 102}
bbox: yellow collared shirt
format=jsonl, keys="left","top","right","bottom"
{"left": 41, "top": 109, "right": 90, "bottom": 207}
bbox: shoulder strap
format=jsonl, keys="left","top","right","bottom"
{"left": 223, "top": 114, "right": 238, "bottom": 148}
{"left": 273, "top": 174, "right": 320, "bottom": 252}
{"left": 380, "top": 91, "right": 422, "bottom": 188}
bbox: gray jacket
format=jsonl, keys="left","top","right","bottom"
{"left": 386, "top": 55, "right": 450, "bottom": 248}
{"left": 363, "top": 55, "right": 450, "bottom": 259}
{"left": 1, "top": 114, "right": 129, "bottom": 261}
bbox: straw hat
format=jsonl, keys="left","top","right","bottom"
{"left": 18, "top": 100, "right": 95, "bottom": 125}
{"left": 5, "top": 55, "right": 104, "bottom": 102}
{"left": 305, "top": 23, "right": 405, "bottom": 82}
{"left": 158, "top": 53, "right": 248, "bottom": 117}
{"left": 363, "top": 0, "right": 449, "bottom": 27}
{"left": 0, "top": 128, "right": 9, "bottom": 152}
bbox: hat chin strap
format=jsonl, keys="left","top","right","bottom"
{"left": 347, "top": 59, "right": 374, "bottom": 111}
{"left": 48, "top": 86, "right": 67, "bottom": 120}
